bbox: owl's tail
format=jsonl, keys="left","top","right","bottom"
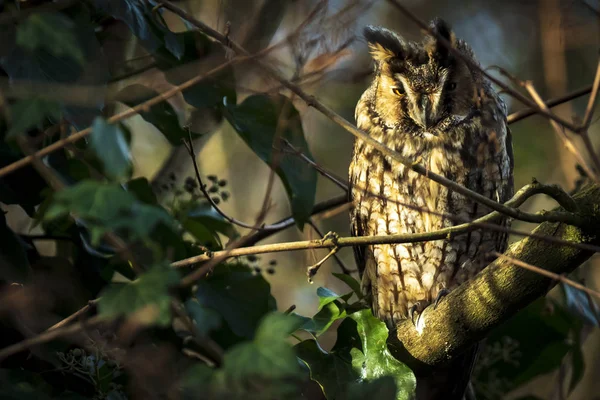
{"left": 412, "top": 343, "right": 479, "bottom": 400}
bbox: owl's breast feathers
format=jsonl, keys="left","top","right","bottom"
{"left": 349, "top": 86, "right": 513, "bottom": 326}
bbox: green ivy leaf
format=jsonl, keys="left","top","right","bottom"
{"left": 195, "top": 263, "right": 276, "bottom": 339}
{"left": 126, "top": 177, "right": 158, "bottom": 205}
{"left": 224, "top": 94, "right": 317, "bottom": 228}
{"left": 16, "top": 12, "right": 85, "bottom": 65}
{"left": 115, "top": 84, "right": 189, "bottom": 145}
{"left": 93, "top": 0, "right": 182, "bottom": 57}
{"left": 183, "top": 312, "right": 304, "bottom": 399}
{"left": 185, "top": 299, "right": 222, "bottom": 336}
{"left": 0, "top": 212, "right": 31, "bottom": 283}
{"left": 349, "top": 310, "right": 415, "bottom": 397}
{"left": 6, "top": 98, "right": 61, "bottom": 138}
{"left": 98, "top": 264, "right": 179, "bottom": 326}
{"left": 475, "top": 298, "right": 579, "bottom": 397}
{"left": 156, "top": 31, "right": 236, "bottom": 110}
{"left": 44, "top": 181, "right": 176, "bottom": 245}
{"left": 344, "top": 376, "right": 398, "bottom": 400}
{"left": 90, "top": 118, "right": 132, "bottom": 181}
{"left": 332, "top": 273, "right": 363, "bottom": 298}
{"left": 300, "top": 301, "right": 346, "bottom": 336}
{"left": 297, "top": 310, "right": 415, "bottom": 400}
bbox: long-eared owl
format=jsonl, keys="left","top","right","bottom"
{"left": 349, "top": 19, "right": 514, "bottom": 329}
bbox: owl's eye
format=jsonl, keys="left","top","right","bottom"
{"left": 447, "top": 82, "right": 457, "bottom": 91}
{"left": 392, "top": 85, "right": 405, "bottom": 96}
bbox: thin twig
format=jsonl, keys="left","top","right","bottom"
{"left": 492, "top": 252, "right": 600, "bottom": 301}
{"left": 524, "top": 81, "right": 599, "bottom": 182}
{"left": 0, "top": 316, "right": 104, "bottom": 362}
{"left": 184, "top": 134, "right": 272, "bottom": 231}
{"left": 47, "top": 300, "right": 98, "bottom": 331}
{"left": 158, "top": 0, "right": 586, "bottom": 228}
{"left": 307, "top": 220, "right": 353, "bottom": 275}
{"left": 581, "top": 56, "right": 600, "bottom": 130}
{"left": 507, "top": 85, "right": 592, "bottom": 125}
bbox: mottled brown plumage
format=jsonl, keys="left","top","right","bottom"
{"left": 349, "top": 19, "right": 514, "bottom": 329}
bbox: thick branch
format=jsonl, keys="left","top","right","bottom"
{"left": 388, "top": 184, "right": 600, "bottom": 369}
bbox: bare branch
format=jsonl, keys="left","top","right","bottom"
{"left": 581, "top": 56, "right": 600, "bottom": 130}
{"left": 507, "top": 85, "right": 592, "bottom": 124}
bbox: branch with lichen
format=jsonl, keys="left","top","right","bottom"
{"left": 387, "top": 184, "right": 600, "bottom": 371}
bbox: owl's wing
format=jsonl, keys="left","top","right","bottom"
{"left": 349, "top": 171, "right": 367, "bottom": 278}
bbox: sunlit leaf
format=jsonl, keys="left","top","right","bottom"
{"left": 90, "top": 118, "right": 132, "bottom": 181}
{"left": 297, "top": 310, "right": 415, "bottom": 400}
{"left": 6, "top": 98, "right": 61, "bottom": 138}
{"left": 195, "top": 263, "right": 276, "bottom": 339}
{"left": 98, "top": 264, "right": 179, "bottom": 326}
{"left": 224, "top": 94, "right": 317, "bottom": 228}
{"left": 16, "top": 12, "right": 85, "bottom": 65}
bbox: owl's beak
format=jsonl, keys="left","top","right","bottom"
{"left": 415, "top": 95, "right": 435, "bottom": 129}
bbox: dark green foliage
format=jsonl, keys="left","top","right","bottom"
{"left": 224, "top": 94, "right": 317, "bottom": 228}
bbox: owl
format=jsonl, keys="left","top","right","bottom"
{"left": 349, "top": 19, "right": 514, "bottom": 329}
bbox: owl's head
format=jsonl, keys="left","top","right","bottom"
{"left": 364, "top": 19, "right": 481, "bottom": 133}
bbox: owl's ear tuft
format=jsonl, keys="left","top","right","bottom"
{"left": 364, "top": 25, "right": 406, "bottom": 63}
{"left": 427, "top": 18, "right": 456, "bottom": 61}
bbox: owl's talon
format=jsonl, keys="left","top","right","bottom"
{"left": 433, "top": 288, "right": 450, "bottom": 309}
{"left": 409, "top": 304, "right": 419, "bottom": 327}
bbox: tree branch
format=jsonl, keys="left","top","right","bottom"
{"left": 388, "top": 184, "right": 600, "bottom": 369}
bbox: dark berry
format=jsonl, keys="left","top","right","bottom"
{"left": 247, "top": 255, "right": 258, "bottom": 262}
{"left": 207, "top": 175, "right": 217, "bottom": 181}
{"left": 266, "top": 268, "right": 275, "bottom": 275}
{"left": 218, "top": 179, "right": 227, "bottom": 187}
{"left": 221, "top": 191, "right": 230, "bottom": 201}
{"left": 211, "top": 197, "right": 221, "bottom": 204}
{"left": 269, "top": 260, "right": 277, "bottom": 266}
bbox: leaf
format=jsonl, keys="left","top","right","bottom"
{"left": 297, "top": 311, "right": 415, "bottom": 400}
{"left": 98, "top": 264, "right": 179, "bottom": 326}
{"left": 301, "top": 301, "right": 346, "bottom": 336}
{"left": 0, "top": 211, "right": 31, "bottom": 283}
{"left": 195, "top": 263, "right": 276, "bottom": 339}
{"left": 569, "top": 344, "right": 584, "bottom": 394}
{"left": 182, "top": 313, "right": 304, "bottom": 399}
{"left": 348, "top": 310, "right": 415, "bottom": 396}
{"left": 90, "top": 118, "right": 132, "bottom": 180}
{"left": 44, "top": 181, "right": 176, "bottom": 245}
{"left": 344, "top": 376, "right": 398, "bottom": 400}
{"left": 316, "top": 287, "right": 343, "bottom": 310}
{"left": 115, "top": 84, "right": 188, "bottom": 145}
{"left": 475, "top": 298, "right": 579, "bottom": 397}
{"left": 16, "top": 12, "right": 85, "bottom": 65}
{"left": 6, "top": 98, "right": 61, "bottom": 138}
{"left": 0, "top": 142, "right": 47, "bottom": 216}
{"left": 126, "top": 177, "right": 158, "bottom": 205}
{"left": 224, "top": 94, "right": 317, "bottom": 228}
{"left": 333, "top": 273, "right": 363, "bottom": 298}
{"left": 156, "top": 31, "right": 236, "bottom": 110}
{"left": 92, "top": 0, "right": 182, "bottom": 57}
{"left": 1, "top": 7, "right": 109, "bottom": 129}
{"left": 186, "top": 203, "right": 238, "bottom": 239}
{"left": 185, "top": 299, "right": 222, "bottom": 336}
{"left": 561, "top": 282, "right": 600, "bottom": 326}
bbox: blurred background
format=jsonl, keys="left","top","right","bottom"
{"left": 4, "top": 0, "right": 600, "bottom": 398}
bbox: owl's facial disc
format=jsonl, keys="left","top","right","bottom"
{"left": 395, "top": 76, "right": 445, "bottom": 131}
